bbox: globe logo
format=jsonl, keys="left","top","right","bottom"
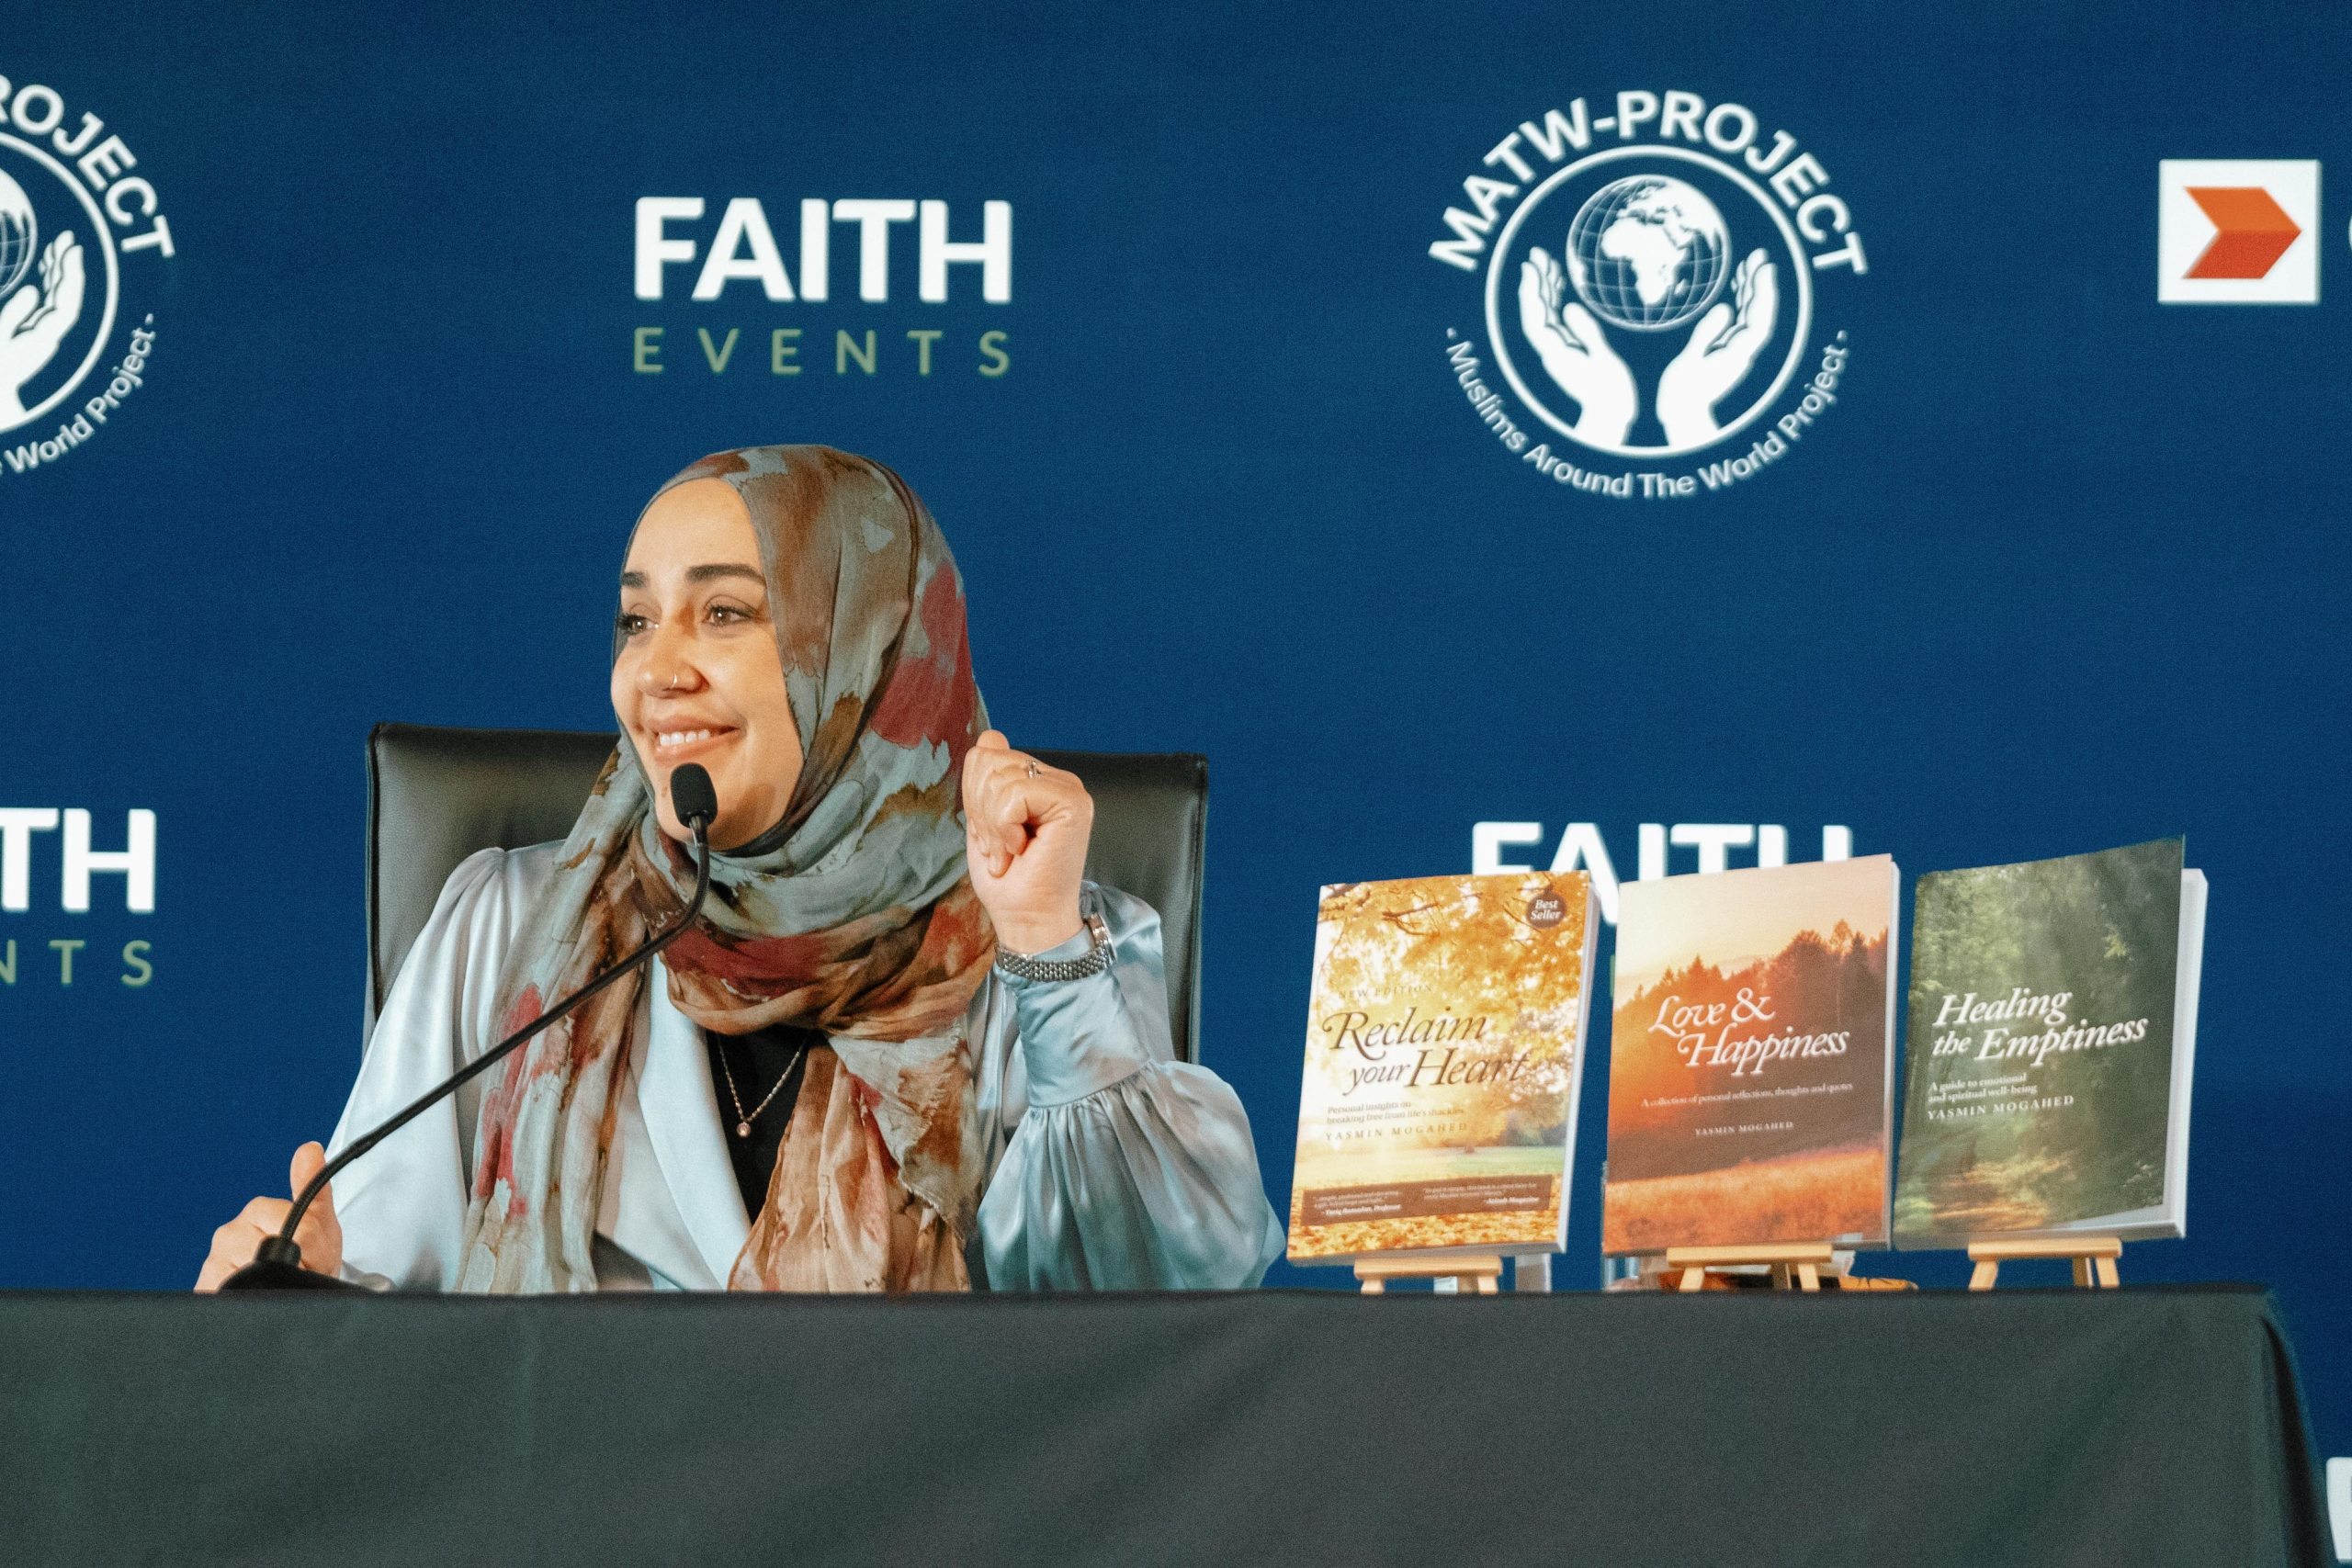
{"left": 1565, "top": 175, "right": 1731, "bottom": 333}
{"left": 0, "top": 167, "right": 36, "bottom": 300}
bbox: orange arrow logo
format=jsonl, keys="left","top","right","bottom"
{"left": 2184, "top": 186, "right": 2302, "bottom": 279}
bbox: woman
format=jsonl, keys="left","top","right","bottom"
{"left": 197, "top": 446, "right": 1285, "bottom": 1292}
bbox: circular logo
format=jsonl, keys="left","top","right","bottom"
{"left": 1526, "top": 888, "right": 1566, "bottom": 929}
{"left": 1483, "top": 145, "right": 1814, "bottom": 460}
{"left": 0, "top": 130, "right": 121, "bottom": 436}
{"left": 1566, "top": 175, "right": 1731, "bottom": 333}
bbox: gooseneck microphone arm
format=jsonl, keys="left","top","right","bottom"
{"left": 220, "top": 764, "right": 720, "bottom": 1292}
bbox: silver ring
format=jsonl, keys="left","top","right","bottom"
{"left": 1024, "top": 761, "right": 1042, "bottom": 777}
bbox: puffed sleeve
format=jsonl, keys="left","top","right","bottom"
{"left": 326, "top": 846, "right": 539, "bottom": 1290}
{"left": 972, "top": 884, "right": 1287, "bottom": 1290}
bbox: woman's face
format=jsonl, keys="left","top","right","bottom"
{"left": 612, "top": 479, "right": 803, "bottom": 851}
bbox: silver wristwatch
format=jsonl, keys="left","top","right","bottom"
{"left": 994, "top": 910, "right": 1114, "bottom": 982}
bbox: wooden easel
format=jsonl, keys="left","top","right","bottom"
{"left": 1661, "top": 1242, "right": 1837, "bottom": 1292}
{"left": 1354, "top": 1253, "right": 1504, "bottom": 1294}
{"left": 1966, "top": 1235, "right": 2121, "bottom": 1291}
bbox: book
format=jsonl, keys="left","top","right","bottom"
{"left": 1893, "top": 837, "right": 2207, "bottom": 1247}
{"left": 1602, "top": 855, "right": 1900, "bottom": 1254}
{"left": 1285, "top": 872, "right": 1598, "bottom": 1263}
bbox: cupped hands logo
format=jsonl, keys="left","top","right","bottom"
{"left": 1490, "top": 146, "right": 1811, "bottom": 463}
{"left": 0, "top": 164, "right": 89, "bottom": 429}
{"left": 1518, "top": 221, "right": 1777, "bottom": 451}
{"left": 1433, "top": 92, "right": 1864, "bottom": 499}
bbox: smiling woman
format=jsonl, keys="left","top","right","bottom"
{"left": 196, "top": 446, "right": 1285, "bottom": 1294}
{"left": 613, "top": 480, "right": 808, "bottom": 852}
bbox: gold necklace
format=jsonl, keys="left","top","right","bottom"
{"left": 717, "top": 1040, "right": 808, "bottom": 1140}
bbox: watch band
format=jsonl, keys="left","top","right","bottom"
{"left": 995, "top": 910, "right": 1114, "bottom": 982}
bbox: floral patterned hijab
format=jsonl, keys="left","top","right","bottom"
{"left": 455, "top": 446, "right": 995, "bottom": 1292}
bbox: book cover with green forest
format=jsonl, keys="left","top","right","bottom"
{"left": 1894, "top": 837, "right": 2200, "bottom": 1247}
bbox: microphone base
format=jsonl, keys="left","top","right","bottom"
{"left": 217, "top": 1235, "right": 365, "bottom": 1292}
{"left": 216, "top": 1258, "right": 363, "bottom": 1292}
{"left": 216, "top": 1259, "right": 359, "bottom": 1297}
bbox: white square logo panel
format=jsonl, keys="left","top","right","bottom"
{"left": 2158, "top": 159, "right": 2320, "bottom": 304}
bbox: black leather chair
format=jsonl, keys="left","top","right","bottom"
{"left": 365, "top": 724, "right": 1208, "bottom": 1063}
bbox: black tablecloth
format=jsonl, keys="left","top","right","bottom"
{"left": 0, "top": 1284, "right": 2328, "bottom": 1566}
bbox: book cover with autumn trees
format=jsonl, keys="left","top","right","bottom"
{"left": 1287, "top": 873, "right": 1597, "bottom": 1263}
{"left": 1893, "top": 838, "right": 2207, "bottom": 1247}
{"left": 1602, "top": 856, "right": 1899, "bottom": 1254}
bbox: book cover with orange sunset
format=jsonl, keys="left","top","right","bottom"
{"left": 1286, "top": 873, "right": 1597, "bottom": 1263}
{"left": 1602, "top": 856, "right": 1899, "bottom": 1254}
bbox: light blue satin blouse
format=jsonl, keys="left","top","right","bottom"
{"left": 326, "top": 841, "right": 1286, "bottom": 1292}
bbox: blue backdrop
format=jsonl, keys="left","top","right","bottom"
{"left": 4, "top": 0, "right": 2346, "bottom": 1466}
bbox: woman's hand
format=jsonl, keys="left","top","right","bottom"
{"left": 962, "top": 730, "right": 1091, "bottom": 954}
{"left": 194, "top": 1142, "right": 343, "bottom": 1292}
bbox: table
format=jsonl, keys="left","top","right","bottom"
{"left": 0, "top": 1284, "right": 2329, "bottom": 1565}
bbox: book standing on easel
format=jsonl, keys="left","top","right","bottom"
{"left": 1893, "top": 837, "right": 2208, "bottom": 1274}
{"left": 1602, "top": 856, "right": 1901, "bottom": 1273}
{"left": 1285, "top": 873, "right": 1598, "bottom": 1280}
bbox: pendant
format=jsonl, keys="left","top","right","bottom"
{"left": 736, "top": 1120, "right": 752, "bottom": 1139}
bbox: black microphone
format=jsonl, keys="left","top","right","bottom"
{"left": 220, "top": 763, "right": 721, "bottom": 1292}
